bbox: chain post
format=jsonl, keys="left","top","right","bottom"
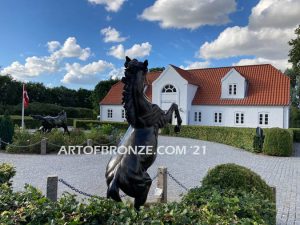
{"left": 47, "top": 175, "right": 58, "bottom": 201}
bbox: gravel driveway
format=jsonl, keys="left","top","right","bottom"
{"left": 0, "top": 136, "right": 299, "bottom": 225}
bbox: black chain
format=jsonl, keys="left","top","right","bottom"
{"left": 58, "top": 174, "right": 158, "bottom": 199}
{"left": 166, "top": 171, "right": 189, "bottom": 191}
{"left": 58, "top": 178, "right": 98, "bottom": 198}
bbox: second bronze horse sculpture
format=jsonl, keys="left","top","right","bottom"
{"left": 105, "top": 57, "right": 182, "bottom": 209}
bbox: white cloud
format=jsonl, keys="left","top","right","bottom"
{"left": 108, "top": 44, "right": 125, "bottom": 59}
{"left": 1, "top": 37, "right": 92, "bottom": 80}
{"left": 62, "top": 60, "right": 114, "bottom": 84}
{"left": 234, "top": 58, "right": 291, "bottom": 71}
{"left": 1, "top": 56, "right": 58, "bottom": 80}
{"left": 139, "top": 0, "right": 237, "bottom": 29}
{"left": 197, "top": 0, "right": 297, "bottom": 70}
{"left": 108, "top": 67, "right": 125, "bottom": 80}
{"left": 88, "top": 0, "right": 125, "bottom": 12}
{"left": 52, "top": 37, "right": 91, "bottom": 61}
{"left": 180, "top": 61, "right": 210, "bottom": 70}
{"left": 199, "top": 26, "right": 294, "bottom": 60}
{"left": 101, "top": 26, "right": 127, "bottom": 43}
{"left": 249, "top": 0, "right": 300, "bottom": 30}
{"left": 47, "top": 41, "right": 61, "bottom": 52}
{"left": 108, "top": 42, "right": 152, "bottom": 59}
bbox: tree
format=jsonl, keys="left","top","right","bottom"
{"left": 0, "top": 112, "right": 14, "bottom": 149}
{"left": 288, "top": 25, "right": 300, "bottom": 72}
{"left": 149, "top": 67, "right": 165, "bottom": 72}
{"left": 92, "top": 79, "right": 120, "bottom": 113}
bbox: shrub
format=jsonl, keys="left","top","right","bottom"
{"left": 263, "top": 128, "right": 293, "bottom": 156}
{"left": 6, "top": 128, "right": 87, "bottom": 154}
{"left": 74, "top": 120, "right": 128, "bottom": 131}
{"left": 0, "top": 163, "right": 16, "bottom": 186}
{"left": 289, "top": 128, "right": 300, "bottom": 142}
{"left": 0, "top": 114, "right": 14, "bottom": 149}
{"left": 5, "top": 102, "right": 94, "bottom": 119}
{"left": 161, "top": 125, "right": 256, "bottom": 152}
{"left": 201, "top": 164, "right": 275, "bottom": 201}
{"left": 0, "top": 163, "right": 276, "bottom": 225}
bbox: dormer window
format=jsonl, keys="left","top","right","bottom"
{"left": 229, "top": 84, "right": 237, "bottom": 95}
{"left": 162, "top": 84, "right": 176, "bottom": 93}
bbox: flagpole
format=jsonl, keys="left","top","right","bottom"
{"left": 21, "top": 83, "right": 25, "bottom": 130}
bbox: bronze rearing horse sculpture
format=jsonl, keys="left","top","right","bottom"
{"left": 105, "top": 57, "right": 182, "bottom": 209}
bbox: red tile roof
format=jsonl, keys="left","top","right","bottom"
{"left": 100, "top": 64, "right": 290, "bottom": 106}
{"left": 100, "top": 71, "right": 161, "bottom": 105}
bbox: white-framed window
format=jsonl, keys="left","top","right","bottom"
{"left": 214, "top": 112, "right": 222, "bottom": 123}
{"left": 229, "top": 84, "right": 237, "bottom": 95}
{"left": 259, "top": 113, "right": 269, "bottom": 125}
{"left": 235, "top": 112, "right": 245, "bottom": 124}
{"left": 107, "top": 109, "right": 113, "bottom": 118}
{"left": 194, "top": 112, "right": 202, "bottom": 122}
{"left": 162, "top": 84, "right": 177, "bottom": 93}
{"left": 121, "top": 109, "right": 125, "bottom": 119}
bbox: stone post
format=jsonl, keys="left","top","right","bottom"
{"left": 47, "top": 175, "right": 58, "bottom": 201}
{"left": 41, "top": 138, "right": 47, "bottom": 155}
{"left": 155, "top": 167, "right": 167, "bottom": 203}
{"left": 87, "top": 139, "right": 93, "bottom": 147}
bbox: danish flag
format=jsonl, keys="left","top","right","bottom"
{"left": 23, "top": 84, "right": 29, "bottom": 108}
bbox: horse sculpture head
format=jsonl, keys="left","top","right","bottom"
{"left": 122, "top": 56, "right": 151, "bottom": 128}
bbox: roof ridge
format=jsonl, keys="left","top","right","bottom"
{"left": 186, "top": 63, "right": 272, "bottom": 71}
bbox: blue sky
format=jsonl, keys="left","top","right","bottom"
{"left": 0, "top": 0, "right": 299, "bottom": 89}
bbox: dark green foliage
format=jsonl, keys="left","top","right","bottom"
{"left": 288, "top": 25, "right": 300, "bottom": 73}
{"left": 92, "top": 79, "right": 119, "bottom": 113}
{"left": 201, "top": 164, "right": 275, "bottom": 201}
{"left": 161, "top": 125, "right": 257, "bottom": 152}
{"left": 74, "top": 119, "right": 128, "bottom": 130}
{"left": 0, "top": 163, "right": 276, "bottom": 225}
{"left": 149, "top": 67, "right": 165, "bottom": 72}
{"left": 0, "top": 114, "right": 14, "bottom": 149}
{"left": 8, "top": 115, "right": 79, "bottom": 129}
{"left": 3, "top": 102, "right": 94, "bottom": 119}
{"left": 263, "top": 128, "right": 293, "bottom": 156}
{"left": 290, "top": 106, "right": 300, "bottom": 128}
{"left": 0, "top": 163, "right": 15, "bottom": 185}
{"left": 0, "top": 75, "right": 93, "bottom": 108}
{"left": 289, "top": 128, "right": 300, "bottom": 142}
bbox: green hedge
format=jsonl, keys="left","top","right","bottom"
{"left": 0, "top": 163, "right": 276, "bottom": 224}
{"left": 263, "top": 128, "right": 293, "bottom": 156}
{"left": 3, "top": 102, "right": 94, "bottom": 118}
{"left": 6, "top": 115, "right": 92, "bottom": 129}
{"left": 183, "top": 164, "right": 276, "bottom": 225}
{"left": 162, "top": 125, "right": 294, "bottom": 156}
{"left": 74, "top": 120, "right": 129, "bottom": 130}
{"left": 201, "top": 164, "right": 275, "bottom": 201}
{"left": 162, "top": 125, "right": 257, "bottom": 152}
{"left": 289, "top": 128, "right": 300, "bottom": 142}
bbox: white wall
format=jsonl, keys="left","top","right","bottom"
{"left": 100, "top": 105, "right": 126, "bottom": 122}
{"left": 190, "top": 105, "right": 289, "bottom": 128}
{"left": 152, "top": 66, "right": 189, "bottom": 125}
{"left": 221, "top": 69, "right": 247, "bottom": 99}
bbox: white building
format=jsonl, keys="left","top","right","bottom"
{"left": 100, "top": 64, "right": 290, "bottom": 128}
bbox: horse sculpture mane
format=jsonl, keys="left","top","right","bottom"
{"left": 105, "top": 57, "right": 182, "bottom": 209}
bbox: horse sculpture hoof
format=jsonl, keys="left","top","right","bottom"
{"left": 174, "top": 125, "right": 180, "bottom": 133}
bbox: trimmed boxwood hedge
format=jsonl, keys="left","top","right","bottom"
{"left": 162, "top": 125, "right": 294, "bottom": 156}
{"left": 263, "top": 128, "right": 293, "bottom": 156}
{"left": 6, "top": 115, "right": 91, "bottom": 129}
{"left": 162, "top": 125, "right": 257, "bottom": 152}
{"left": 201, "top": 163, "right": 275, "bottom": 201}
{"left": 74, "top": 119, "right": 129, "bottom": 130}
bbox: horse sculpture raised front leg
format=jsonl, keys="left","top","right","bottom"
{"left": 105, "top": 57, "right": 182, "bottom": 210}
